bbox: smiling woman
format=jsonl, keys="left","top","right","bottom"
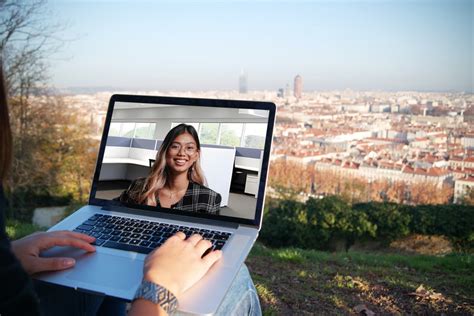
{"left": 117, "top": 124, "right": 221, "bottom": 214}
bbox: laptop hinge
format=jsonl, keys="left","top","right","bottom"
{"left": 101, "top": 205, "right": 239, "bottom": 229}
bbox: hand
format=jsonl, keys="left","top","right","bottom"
{"left": 11, "top": 230, "right": 96, "bottom": 275}
{"left": 143, "top": 232, "right": 222, "bottom": 299}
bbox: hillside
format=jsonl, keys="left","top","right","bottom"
{"left": 246, "top": 243, "right": 473, "bottom": 315}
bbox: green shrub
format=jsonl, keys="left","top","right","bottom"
{"left": 306, "top": 196, "right": 376, "bottom": 251}
{"left": 260, "top": 196, "right": 376, "bottom": 251}
{"left": 260, "top": 195, "right": 474, "bottom": 252}
{"left": 5, "top": 187, "right": 72, "bottom": 221}
{"left": 5, "top": 219, "right": 42, "bottom": 240}
{"left": 353, "top": 202, "right": 411, "bottom": 244}
{"left": 260, "top": 199, "right": 309, "bottom": 248}
{"left": 410, "top": 204, "right": 474, "bottom": 252}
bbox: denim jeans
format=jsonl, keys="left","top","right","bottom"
{"left": 34, "top": 264, "right": 261, "bottom": 316}
{"left": 213, "top": 264, "right": 262, "bottom": 316}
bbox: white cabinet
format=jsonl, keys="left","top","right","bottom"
{"left": 244, "top": 174, "right": 259, "bottom": 197}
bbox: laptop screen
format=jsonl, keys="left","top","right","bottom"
{"left": 89, "top": 95, "right": 275, "bottom": 227}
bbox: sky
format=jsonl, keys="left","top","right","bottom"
{"left": 46, "top": 0, "right": 473, "bottom": 92}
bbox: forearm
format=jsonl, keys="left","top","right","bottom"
{"left": 128, "top": 299, "right": 168, "bottom": 316}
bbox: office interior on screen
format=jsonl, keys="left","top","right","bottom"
{"left": 95, "top": 102, "right": 269, "bottom": 219}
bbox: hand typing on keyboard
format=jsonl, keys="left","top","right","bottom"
{"left": 143, "top": 231, "right": 222, "bottom": 298}
{"left": 129, "top": 231, "right": 222, "bottom": 315}
{"left": 74, "top": 214, "right": 232, "bottom": 255}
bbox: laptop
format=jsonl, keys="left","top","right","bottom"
{"left": 35, "top": 94, "right": 276, "bottom": 315}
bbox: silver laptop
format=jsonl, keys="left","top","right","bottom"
{"left": 35, "top": 94, "right": 276, "bottom": 315}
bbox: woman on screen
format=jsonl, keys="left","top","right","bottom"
{"left": 118, "top": 124, "right": 221, "bottom": 214}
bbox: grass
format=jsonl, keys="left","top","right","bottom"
{"left": 5, "top": 219, "right": 43, "bottom": 240}
{"left": 246, "top": 242, "right": 474, "bottom": 315}
{"left": 6, "top": 219, "right": 473, "bottom": 314}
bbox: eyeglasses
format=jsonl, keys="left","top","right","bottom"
{"left": 168, "top": 143, "right": 198, "bottom": 155}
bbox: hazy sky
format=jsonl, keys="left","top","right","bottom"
{"left": 47, "top": 0, "right": 473, "bottom": 92}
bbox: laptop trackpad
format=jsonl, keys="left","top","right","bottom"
{"left": 65, "top": 251, "right": 143, "bottom": 289}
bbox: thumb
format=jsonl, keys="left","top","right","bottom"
{"left": 33, "top": 257, "right": 76, "bottom": 274}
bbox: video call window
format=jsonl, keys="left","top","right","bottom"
{"left": 96, "top": 103, "right": 270, "bottom": 221}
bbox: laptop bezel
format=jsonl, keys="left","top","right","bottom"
{"left": 88, "top": 94, "right": 276, "bottom": 228}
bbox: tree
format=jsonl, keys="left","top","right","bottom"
{"left": 386, "top": 181, "right": 408, "bottom": 204}
{"left": 314, "top": 170, "right": 341, "bottom": 196}
{"left": 1, "top": 2, "right": 86, "bottom": 218}
{"left": 268, "top": 160, "right": 314, "bottom": 195}
{"left": 1, "top": 1, "right": 63, "bottom": 94}
{"left": 6, "top": 95, "right": 98, "bottom": 218}
{"left": 459, "top": 187, "right": 474, "bottom": 206}
{"left": 1, "top": 0, "right": 64, "bottom": 149}
{"left": 410, "top": 182, "right": 453, "bottom": 205}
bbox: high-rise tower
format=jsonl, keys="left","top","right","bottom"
{"left": 294, "top": 74, "right": 302, "bottom": 98}
{"left": 239, "top": 70, "right": 248, "bottom": 94}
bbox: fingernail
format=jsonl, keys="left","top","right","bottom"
{"left": 63, "top": 258, "right": 75, "bottom": 266}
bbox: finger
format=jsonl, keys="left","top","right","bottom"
{"left": 45, "top": 230, "right": 95, "bottom": 243}
{"left": 195, "top": 238, "right": 212, "bottom": 254}
{"left": 34, "top": 257, "right": 76, "bottom": 274}
{"left": 174, "top": 231, "right": 186, "bottom": 240}
{"left": 63, "top": 230, "right": 96, "bottom": 242}
{"left": 202, "top": 250, "right": 222, "bottom": 266}
{"left": 41, "top": 236, "right": 96, "bottom": 253}
{"left": 186, "top": 234, "right": 203, "bottom": 246}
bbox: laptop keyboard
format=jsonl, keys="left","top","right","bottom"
{"left": 73, "top": 214, "right": 232, "bottom": 255}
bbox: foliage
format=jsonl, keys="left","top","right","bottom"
{"left": 1, "top": 0, "right": 64, "bottom": 97}
{"left": 306, "top": 196, "right": 376, "bottom": 251}
{"left": 260, "top": 198, "right": 309, "bottom": 248}
{"left": 353, "top": 202, "right": 411, "bottom": 243}
{"left": 269, "top": 164, "right": 454, "bottom": 206}
{"left": 5, "top": 218, "right": 42, "bottom": 240}
{"left": 459, "top": 187, "right": 474, "bottom": 206}
{"left": 261, "top": 196, "right": 376, "bottom": 251}
{"left": 5, "top": 96, "right": 98, "bottom": 220}
{"left": 410, "top": 182, "right": 453, "bottom": 205}
{"left": 268, "top": 160, "right": 314, "bottom": 195}
{"left": 5, "top": 187, "right": 72, "bottom": 221}
{"left": 1, "top": 1, "right": 96, "bottom": 219}
{"left": 260, "top": 196, "right": 474, "bottom": 252}
{"left": 410, "top": 205, "right": 474, "bottom": 252}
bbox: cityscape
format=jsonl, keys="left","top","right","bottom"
{"left": 2, "top": 1, "right": 473, "bottom": 314}
{"left": 59, "top": 73, "right": 474, "bottom": 205}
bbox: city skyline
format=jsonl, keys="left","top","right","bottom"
{"left": 46, "top": 0, "right": 472, "bottom": 93}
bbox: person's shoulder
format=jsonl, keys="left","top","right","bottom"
{"left": 129, "top": 177, "right": 147, "bottom": 190}
{"left": 190, "top": 182, "right": 220, "bottom": 198}
{"left": 120, "top": 178, "right": 147, "bottom": 203}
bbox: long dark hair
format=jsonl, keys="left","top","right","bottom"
{"left": 139, "top": 124, "right": 206, "bottom": 206}
{"left": 0, "top": 62, "right": 12, "bottom": 183}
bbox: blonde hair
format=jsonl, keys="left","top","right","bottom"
{"left": 139, "top": 124, "right": 206, "bottom": 206}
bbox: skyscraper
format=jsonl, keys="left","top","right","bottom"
{"left": 285, "top": 83, "right": 291, "bottom": 98}
{"left": 294, "top": 74, "right": 302, "bottom": 98}
{"left": 277, "top": 88, "right": 284, "bottom": 98}
{"left": 239, "top": 70, "right": 248, "bottom": 94}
